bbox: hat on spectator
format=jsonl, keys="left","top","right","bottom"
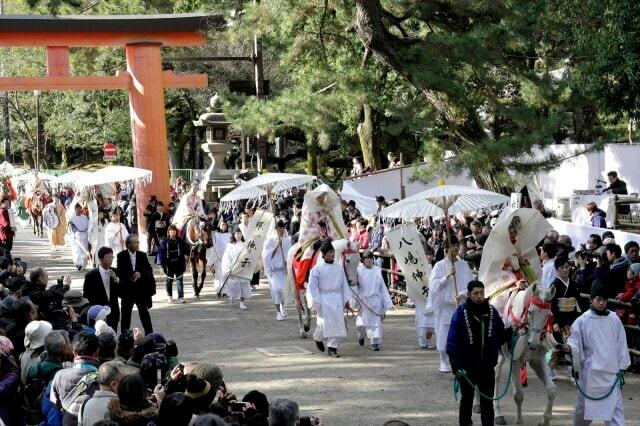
{"left": 194, "top": 363, "right": 224, "bottom": 390}
{"left": 24, "top": 320, "right": 53, "bottom": 349}
{"left": 147, "top": 332, "right": 167, "bottom": 351}
{"left": 630, "top": 263, "right": 640, "bottom": 277}
{"left": 63, "top": 289, "right": 90, "bottom": 309}
{"left": 88, "top": 305, "right": 111, "bottom": 323}
{"left": 0, "top": 336, "right": 14, "bottom": 355}
{"left": 0, "top": 295, "right": 17, "bottom": 312}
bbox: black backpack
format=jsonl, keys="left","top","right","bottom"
{"left": 23, "top": 362, "right": 61, "bottom": 424}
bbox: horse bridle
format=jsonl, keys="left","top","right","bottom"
{"left": 508, "top": 295, "right": 552, "bottom": 335}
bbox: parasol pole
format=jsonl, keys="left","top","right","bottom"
{"left": 444, "top": 204, "right": 458, "bottom": 305}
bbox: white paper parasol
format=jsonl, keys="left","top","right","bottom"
{"left": 220, "top": 172, "right": 317, "bottom": 208}
{"left": 11, "top": 170, "right": 57, "bottom": 184}
{"left": 84, "top": 166, "right": 152, "bottom": 186}
{"left": 380, "top": 183, "right": 509, "bottom": 219}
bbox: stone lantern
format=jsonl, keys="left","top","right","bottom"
{"left": 193, "top": 93, "right": 237, "bottom": 202}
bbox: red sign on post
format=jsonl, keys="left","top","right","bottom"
{"left": 103, "top": 142, "right": 117, "bottom": 161}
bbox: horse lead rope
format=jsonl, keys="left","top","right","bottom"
{"left": 453, "top": 335, "right": 517, "bottom": 402}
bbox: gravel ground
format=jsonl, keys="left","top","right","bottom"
{"left": 11, "top": 228, "right": 640, "bottom": 426}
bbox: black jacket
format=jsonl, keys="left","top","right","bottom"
{"left": 116, "top": 250, "right": 156, "bottom": 301}
{"left": 83, "top": 268, "right": 121, "bottom": 322}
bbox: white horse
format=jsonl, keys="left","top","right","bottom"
{"left": 286, "top": 238, "right": 360, "bottom": 338}
{"left": 493, "top": 282, "right": 557, "bottom": 426}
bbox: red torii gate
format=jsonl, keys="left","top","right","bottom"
{"left": 0, "top": 13, "right": 219, "bottom": 245}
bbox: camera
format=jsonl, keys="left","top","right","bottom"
{"left": 57, "top": 275, "right": 64, "bottom": 287}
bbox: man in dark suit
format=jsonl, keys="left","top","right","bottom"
{"left": 117, "top": 234, "right": 155, "bottom": 334}
{"left": 83, "top": 246, "right": 121, "bottom": 332}
{"left": 604, "top": 170, "right": 630, "bottom": 215}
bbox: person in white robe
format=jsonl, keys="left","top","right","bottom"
{"left": 68, "top": 204, "right": 90, "bottom": 270}
{"left": 104, "top": 211, "right": 129, "bottom": 267}
{"left": 221, "top": 229, "right": 251, "bottom": 310}
{"left": 92, "top": 211, "right": 107, "bottom": 268}
{"left": 309, "top": 239, "right": 351, "bottom": 358}
{"left": 354, "top": 251, "right": 393, "bottom": 351}
{"left": 564, "top": 279, "right": 630, "bottom": 426}
{"left": 262, "top": 220, "right": 291, "bottom": 321}
{"left": 410, "top": 249, "right": 435, "bottom": 349}
{"left": 171, "top": 184, "right": 206, "bottom": 228}
{"left": 207, "top": 221, "right": 230, "bottom": 294}
{"left": 428, "top": 236, "right": 474, "bottom": 372}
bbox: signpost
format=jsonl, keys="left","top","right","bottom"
{"left": 103, "top": 142, "right": 117, "bottom": 162}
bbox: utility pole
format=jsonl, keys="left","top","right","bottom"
{"left": 0, "top": 0, "right": 10, "bottom": 160}
{"left": 253, "top": 0, "right": 266, "bottom": 171}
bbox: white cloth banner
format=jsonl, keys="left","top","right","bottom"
{"left": 385, "top": 224, "right": 430, "bottom": 305}
{"left": 230, "top": 209, "right": 274, "bottom": 280}
{"left": 548, "top": 218, "right": 640, "bottom": 250}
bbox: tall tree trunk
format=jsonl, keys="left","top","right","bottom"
{"left": 357, "top": 102, "right": 381, "bottom": 169}
{"left": 61, "top": 149, "right": 68, "bottom": 169}
{"left": 306, "top": 131, "right": 318, "bottom": 176}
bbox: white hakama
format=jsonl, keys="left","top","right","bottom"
{"left": 355, "top": 265, "right": 393, "bottom": 345}
{"left": 221, "top": 242, "right": 252, "bottom": 300}
{"left": 69, "top": 215, "right": 90, "bottom": 269}
{"left": 262, "top": 235, "right": 291, "bottom": 305}
{"left": 309, "top": 261, "right": 351, "bottom": 349}
{"left": 104, "top": 222, "right": 129, "bottom": 267}
{"left": 207, "top": 232, "right": 230, "bottom": 293}
{"left": 428, "top": 257, "right": 474, "bottom": 371}
{"left": 407, "top": 263, "right": 434, "bottom": 347}
{"left": 568, "top": 309, "right": 630, "bottom": 425}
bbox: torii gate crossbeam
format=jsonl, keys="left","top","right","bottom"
{"left": 0, "top": 14, "right": 220, "bottom": 247}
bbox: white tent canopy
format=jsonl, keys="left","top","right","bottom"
{"left": 55, "top": 170, "right": 93, "bottom": 186}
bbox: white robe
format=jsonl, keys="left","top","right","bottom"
{"left": 69, "top": 214, "right": 89, "bottom": 268}
{"left": 568, "top": 309, "right": 630, "bottom": 423}
{"left": 207, "top": 231, "right": 230, "bottom": 291}
{"left": 92, "top": 221, "right": 106, "bottom": 266}
{"left": 221, "top": 241, "right": 251, "bottom": 299}
{"left": 104, "top": 222, "right": 129, "bottom": 267}
{"left": 262, "top": 235, "right": 291, "bottom": 305}
{"left": 355, "top": 265, "right": 393, "bottom": 341}
{"left": 540, "top": 258, "right": 556, "bottom": 290}
{"left": 309, "top": 261, "right": 351, "bottom": 340}
{"left": 428, "top": 257, "right": 474, "bottom": 351}
{"left": 172, "top": 192, "right": 205, "bottom": 226}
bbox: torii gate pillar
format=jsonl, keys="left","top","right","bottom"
{"left": 126, "top": 42, "right": 171, "bottom": 236}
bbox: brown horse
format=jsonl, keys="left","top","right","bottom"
{"left": 185, "top": 216, "right": 213, "bottom": 298}
{"left": 26, "top": 193, "right": 46, "bottom": 238}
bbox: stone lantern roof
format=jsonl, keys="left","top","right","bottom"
{"left": 193, "top": 93, "right": 230, "bottom": 127}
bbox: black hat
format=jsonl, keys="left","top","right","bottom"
{"left": 320, "top": 239, "right": 335, "bottom": 254}
{"left": 590, "top": 279, "right": 608, "bottom": 299}
{"left": 467, "top": 280, "right": 484, "bottom": 292}
{"left": 360, "top": 250, "right": 374, "bottom": 260}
